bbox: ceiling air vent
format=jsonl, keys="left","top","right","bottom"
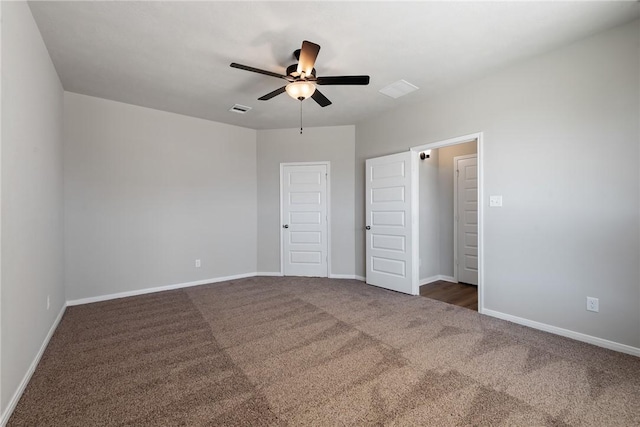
{"left": 379, "top": 80, "right": 419, "bottom": 99}
{"left": 229, "top": 104, "right": 252, "bottom": 114}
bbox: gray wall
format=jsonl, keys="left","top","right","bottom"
{"left": 64, "top": 93, "right": 257, "bottom": 301}
{"left": 256, "top": 126, "right": 355, "bottom": 276}
{"left": 356, "top": 20, "right": 640, "bottom": 347}
{"left": 1, "top": 1, "right": 65, "bottom": 414}
{"left": 437, "top": 141, "right": 477, "bottom": 278}
{"left": 418, "top": 149, "right": 440, "bottom": 280}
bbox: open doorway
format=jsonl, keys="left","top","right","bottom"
{"left": 411, "top": 133, "right": 483, "bottom": 311}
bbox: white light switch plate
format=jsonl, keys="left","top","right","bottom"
{"left": 489, "top": 195, "right": 503, "bottom": 207}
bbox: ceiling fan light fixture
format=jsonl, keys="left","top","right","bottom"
{"left": 286, "top": 81, "right": 316, "bottom": 100}
{"left": 231, "top": 40, "right": 368, "bottom": 108}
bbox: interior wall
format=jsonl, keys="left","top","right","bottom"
{"left": 437, "top": 141, "right": 477, "bottom": 278}
{"left": 355, "top": 20, "right": 640, "bottom": 348}
{"left": 256, "top": 126, "right": 356, "bottom": 276}
{"left": 1, "top": 1, "right": 65, "bottom": 415}
{"left": 418, "top": 150, "right": 440, "bottom": 281}
{"left": 63, "top": 93, "right": 257, "bottom": 301}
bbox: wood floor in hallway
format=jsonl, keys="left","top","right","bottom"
{"left": 419, "top": 280, "right": 478, "bottom": 311}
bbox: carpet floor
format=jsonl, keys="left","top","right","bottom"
{"left": 8, "top": 276, "right": 640, "bottom": 426}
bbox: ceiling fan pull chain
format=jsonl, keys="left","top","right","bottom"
{"left": 300, "top": 100, "right": 303, "bottom": 135}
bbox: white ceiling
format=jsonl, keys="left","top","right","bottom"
{"left": 28, "top": 1, "right": 639, "bottom": 130}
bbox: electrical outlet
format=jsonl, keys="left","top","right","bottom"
{"left": 47, "top": 295, "right": 50, "bottom": 310}
{"left": 195, "top": 259, "right": 201, "bottom": 268}
{"left": 586, "top": 297, "right": 599, "bottom": 312}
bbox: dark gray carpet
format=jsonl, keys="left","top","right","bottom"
{"left": 8, "top": 276, "right": 640, "bottom": 425}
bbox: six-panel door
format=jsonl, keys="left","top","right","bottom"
{"left": 365, "top": 151, "right": 415, "bottom": 294}
{"left": 456, "top": 156, "right": 478, "bottom": 285}
{"left": 281, "top": 164, "right": 328, "bottom": 277}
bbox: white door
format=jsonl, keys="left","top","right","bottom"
{"left": 365, "top": 151, "right": 417, "bottom": 295}
{"left": 281, "top": 163, "right": 328, "bottom": 277}
{"left": 455, "top": 155, "right": 478, "bottom": 285}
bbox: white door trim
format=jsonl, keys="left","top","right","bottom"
{"left": 453, "top": 153, "right": 478, "bottom": 285}
{"left": 410, "top": 132, "right": 484, "bottom": 313}
{"left": 411, "top": 152, "right": 420, "bottom": 295}
{"left": 279, "top": 161, "right": 331, "bottom": 277}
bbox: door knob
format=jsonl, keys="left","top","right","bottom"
{"left": 365, "top": 226, "right": 371, "bottom": 230}
{"left": 283, "top": 224, "right": 289, "bottom": 229}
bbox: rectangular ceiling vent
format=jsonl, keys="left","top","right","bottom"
{"left": 229, "top": 104, "right": 252, "bottom": 114}
{"left": 379, "top": 80, "right": 419, "bottom": 99}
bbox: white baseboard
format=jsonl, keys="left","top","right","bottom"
{"left": 354, "top": 275, "right": 365, "bottom": 282}
{"left": 66, "top": 272, "right": 257, "bottom": 306}
{"left": 329, "top": 274, "right": 362, "bottom": 280}
{"left": 420, "top": 275, "right": 457, "bottom": 286}
{"left": 67, "top": 272, "right": 373, "bottom": 306}
{"left": 0, "top": 304, "right": 66, "bottom": 427}
{"left": 482, "top": 308, "right": 640, "bottom": 357}
{"left": 260, "top": 272, "right": 361, "bottom": 280}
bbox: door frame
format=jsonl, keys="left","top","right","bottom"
{"left": 410, "top": 132, "right": 485, "bottom": 313}
{"left": 453, "top": 153, "right": 478, "bottom": 284}
{"left": 279, "top": 161, "right": 331, "bottom": 277}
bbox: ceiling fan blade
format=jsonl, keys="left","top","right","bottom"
{"left": 230, "top": 63, "right": 289, "bottom": 80}
{"left": 258, "top": 86, "right": 287, "bottom": 100}
{"left": 316, "top": 75, "right": 370, "bottom": 85}
{"left": 297, "top": 41, "right": 320, "bottom": 76}
{"left": 311, "top": 89, "right": 332, "bottom": 107}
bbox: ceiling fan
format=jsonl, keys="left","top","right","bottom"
{"left": 230, "top": 40, "right": 370, "bottom": 107}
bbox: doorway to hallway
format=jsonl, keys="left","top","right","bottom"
{"left": 411, "top": 132, "right": 484, "bottom": 312}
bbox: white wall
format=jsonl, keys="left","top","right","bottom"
{"left": 437, "top": 141, "right": 477, "bottom": 278}
{"left": 1, "top": 1, "right": 65, "bottom": 416}
{"left": 64, "top": 93, "right": 257, "bottom": 301}
{"left": 356, "top": 20, "right": 640, "bottom": 348}
{"left": 256, "top": 126, "right": 356, "bottom": 276}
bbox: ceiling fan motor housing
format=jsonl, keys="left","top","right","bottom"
{"left": 286, "top": 64, "right": 316, "bottom": 79}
